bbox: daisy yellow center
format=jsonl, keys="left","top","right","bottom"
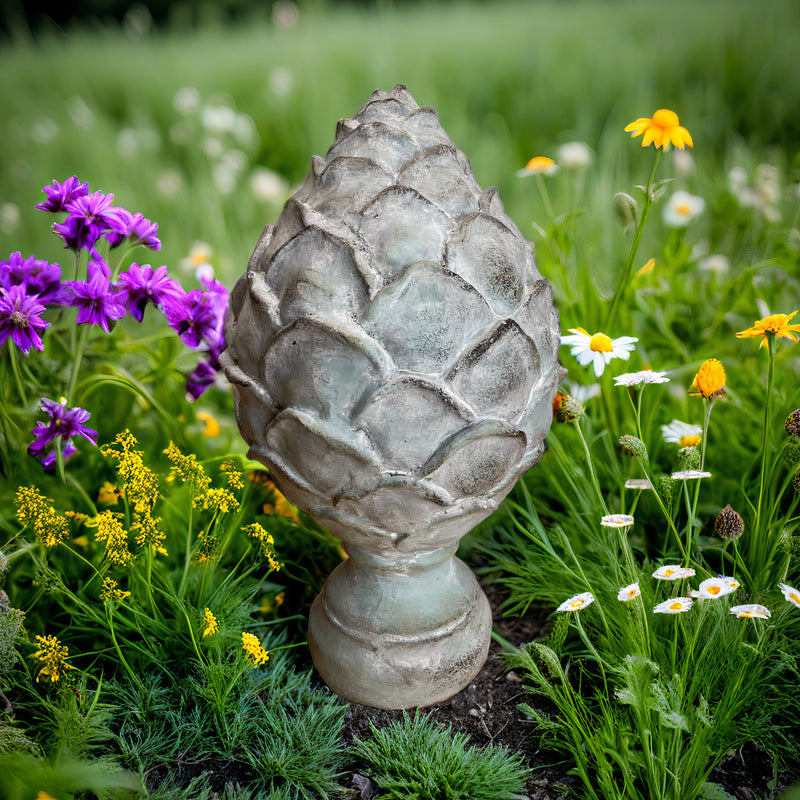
{"left": 525, "top": 156, "right": 555, "bottom": 171}
{"left": 589, "top": 332, "right": 613, "bottom": 353}
{"left": 679, "top": 435, "right": 701, "bottom": 448}
{"left": 707, "top": 586, "right": 721, "bottom": 596}
{"left": 676, "top": 203, "right": 691, "bottom": 216}
{"left": 668, "top": 601, "right": 682, "bottom": 610}
{"left": 571, "top": 598, "right": 585, "bottom": 608}
{"left": 627, "top": 589, "right": 637, "bottom": 598}
{"left": 652, "top": 109, "right": 680, "bottom": 128}
{"left": 791, "top": 592, "right": 800, "bottom": 604}
{"left": 664, "top": 569, "right": 675, "bottom": 577}
{"left": 191, "top": 251, "right": 208, "bottom": 266}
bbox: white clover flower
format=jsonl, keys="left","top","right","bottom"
{"left": 670, "top": 470, "right": 712, "bottom": 481}
{"left": 173, "top": 86, "right": 201, "bottom": 115}
{"left": 556, "top": 141, "right": 593, "bottom": 169}
{"left": 661, "top": 420, "right": 702, "bottom": 448}
{"left": 557, "top": 592, "right": 595, "bottom": 612}
{"left": 653, "top": 565, "right": 695, "bottom": 581}
{"left": 654, "top": 597, "right": 693, "bottom": 614}
{"left": 617, "top": 583, "right": 641, "bottom": 602}
{"left": 663, "top": 190, "right": 706, "bottom": 227}
{"left": 250, "top": 167, "right": 289, "bottom": 204}
{"left": 601, "top": 514, "right": 634, "bottom": 528}
{"left": 561, "top": 327, "right": 638, "bottom": 378}
{"left": 624, "top": 478, "right": 653, "bottom": 490}
{"left": 729, "top": 604, "right": 771, "bottom": 619}
{"left": 613, "top": 370, "right": 669, "bottom": 387}
{"left": 779, "top": 582, "right": 800, "bottom": 608}
{"left": 698, "top": 254, "right": 730, "bottom": 278}
{"left": 696, "top": 577, "right": 738, "bottom": 599}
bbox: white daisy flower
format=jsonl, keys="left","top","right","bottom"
{"left": 601, "top": 514, "right": 635, "bottom": 528}
{"left": 624, "top": 479, "right": 653, "bottom": 490}
{"left": 663, "top": 190, "right": 706, "bottom": 227}
{"left": 723, "top": 577, "right": 742, "bottom": 592}
{"left": 730, "top": 604, "right": 771, "bottom": 619}
{"left": 613, "top": 370, "right": 669, "bottom": 387}
{"left": 661, "top": 420, "right": 703, "bottom": 448}
{"left": 556, "top": 141, "right": 593, "bottom": 169}
{"left": 564, "top": 381, "right": 601, "bottom": 404}
{"left": 779, "top": 582, "right": 800, "bottom": 608}
{"left": 557, "top": 592, "right": 595, "bottom": 612}
{"left": 560, "top": 327, "right": 638, "bottom": 378}
{"left": 696, "top": 577, "right": 737, "bottom": 599}
{"left": 653, "top": 565, "right": 696, "bottom": 581}
{"left": 654, "top": 597, "right": 693, "bottom": 614}
{"left": 617, "top": 583, "right": 641, "bottom": 602}
{"left": 670, "top": 470, "right": 712, "bottom": 481}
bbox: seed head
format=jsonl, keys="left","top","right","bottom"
{"left": 715, "top": 504, "right": 744, "bottom": 540}
{"left": 619, "top": 434, "right": 648, "bottom": 461}
{"left": 554, "top": 393, "right": 584, "bottom": 423}
{"left": 785, "top": 409, "right": 800, "bottom": 438}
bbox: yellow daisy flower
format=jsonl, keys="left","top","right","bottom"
{"left": 516, "top": 156, "right": 559, "bottom": 177}
{"left": 689, "top": 358, "right": 726, "bottom": 399}
{"left": 735, "top": 310, "right": 800, "bottom": 348}
{"left": 624, "top": 109, "right": 693, "bottom": 150}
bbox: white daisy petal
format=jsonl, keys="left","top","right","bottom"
{"left": 654, "top": 597, "right": 693, "bottom": 614}
{"left": 617, "top": 582, "right": 641, "bottom": 601}
{"left": 729, "top": 604, "right": 771, "bottom": 619}
{"left": 779, "top": 582, "right": 800, "bottom": 608}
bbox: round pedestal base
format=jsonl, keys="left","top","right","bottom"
{"left": 308, "top": 554, "right": 492, "bottom": 709}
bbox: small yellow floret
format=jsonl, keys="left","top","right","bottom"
{"left": 241, "top": 631, "right": 270, "bottom": 667}
{"left": 202, "top": 608, "right": 219, "bottom": 637}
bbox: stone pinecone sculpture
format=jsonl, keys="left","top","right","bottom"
{"left": 223, "top": 85, "right": 560, "bottom": 559}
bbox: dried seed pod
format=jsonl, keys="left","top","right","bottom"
{"left": 715, "top": 504, "right": 744, "bottom": 540}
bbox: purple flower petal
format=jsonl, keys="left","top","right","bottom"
{"left": 65, "top": 258, "right": 126, "bottom": 333}
{"left": 35, "top": 177, "right": 89, "bottom": 213}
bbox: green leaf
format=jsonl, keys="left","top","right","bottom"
{"left": 699, "top": 782, "right": 737, "bottom": 800}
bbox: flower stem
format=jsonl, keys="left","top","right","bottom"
{"left": 755, "top": 335, "right": 776, "bottom": 536}
{"left": 606, "top": 151, "right": 662, "bottom": 330}
{"left": 573, "top": 417, "right": 610, "bottom": 515}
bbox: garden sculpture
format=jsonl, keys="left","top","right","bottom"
{"left": 222, "top": 84, "right": 561, "bottom": 708}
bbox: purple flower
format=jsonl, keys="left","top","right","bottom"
{"left": 0, "top": 252, "right": 66, "bottom": 305}
{"left": 66, "top": 259, "right": 126, "bottom": 333}
{"left": 41, "top": 440, "right": 79, "bottom": 473}
{"left": 53, "top": 191, "right": 130, "bottom": 252}
{"left": 166, "top": 276, "right": 228, "bottom": 354}
{"left": 35, "top": 177, "right": 89, "bottom": 213}
{"left": 28, "top": 397, "right": 98, "bottom": 459}
{"left": 0, "top": 285, "right": 50, "bottom": 353}
{"left": 116, "top": 263, "right": 185, "bottom": 322}
{"left": 103, "top": 210, "right": 162, "bottom": 251}
{"left": 185, "top": 358, "right": 218, "bottom": 401}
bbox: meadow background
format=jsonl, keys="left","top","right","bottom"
{"left": 2, "top": 0, "right": 800, "bottom": 798}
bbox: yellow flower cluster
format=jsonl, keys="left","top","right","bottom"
{"left": 93, "top": 510, "right": 132, "bottom": 567}
{"left": 163, "top": 442, "right": 211, "bottom": 494}
{"left": 241, "top": 631, "right": 270, "bottom": 667}
{"left": 242, "top": 523, "right": 281, "bottom": 572}
{"left": 14, "top": 486, "right": 70, "bottom": 549}
{"left": 102, "top": 431, "right": 166, "bottom": 556}
{"left": 202, "top": 608, "right": 219, "bottom": 637}
{"left": 193, "top": 530, "right": 221, "bottom": 564}
{"left": 193, "top": 487, "right": 240, "bottom": 514}
{"left": 32, "top": 634, "right": 76, "bottom": 683}
{"left": 99, "top": 577, "right": 131, "bottom": 604}
{"left": 220, "top": 459, "right": 245, "bottom": 491}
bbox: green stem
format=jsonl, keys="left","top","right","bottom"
{"left": 573, "top": 417, "right": 610, "bottom": 515}
{"left": 606, "top": 151, "right": 662, "bottom": 330}
{"left": 66, "top": 322, "right": 91, "bottom": 405}
{"left": 106, "top": 604, "right": 140, "bottom": 686}
{"left": 755, "top": 335, "right": 776, "bottom": 539}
